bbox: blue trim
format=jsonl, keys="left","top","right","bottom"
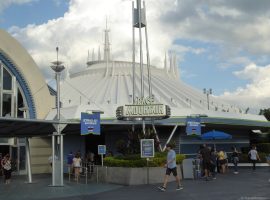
{"left": 0, "top": 52, "right": 36, "bottom": 118}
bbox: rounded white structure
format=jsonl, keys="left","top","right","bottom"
{"left": 60, "top": 59, "right": 265, "bottom": 121}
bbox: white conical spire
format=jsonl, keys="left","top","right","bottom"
{"left": 103, "top": 18, "right": 110, "bottom": 62}
{"left": 169, "top": 51, "right": 173, "bottom": 74}
{"left": 87, "top": 50, "right": 90, "bottom": 62}
{"left": 164, "top": 52, "right": 168, "bottom": 73}
{"left": 92, "top": 48, "right": 95, "bottom": 61}
{"left": 173, "top": 53, "right": 176, "bottom": 76}
{"left": 98, "top": 46, "right": 101, "bottom": 61}
{"left": 173, "top": 53, "right": 179, "bottom": 79}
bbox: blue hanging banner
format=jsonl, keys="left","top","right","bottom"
{"left": 186, "top": 117, "right": 201, "bottom": 136}
{"left": 81, "top": 112, "right": 100, "bottom": 135}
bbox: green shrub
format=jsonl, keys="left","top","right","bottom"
{"left": 104, "top": 154, "right": 186, "bottom": 168}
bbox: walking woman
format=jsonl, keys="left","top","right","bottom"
{"left": 72, "top": 152, "right": 82, "bottom": 182}
{"left": 1, "top": 154, "right": 12, "bottom": 184}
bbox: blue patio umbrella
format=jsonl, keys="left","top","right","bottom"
{"left": 201, "top": 130, "right": 232, "bottom": 149}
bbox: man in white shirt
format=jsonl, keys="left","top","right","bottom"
{"left": 158, "top": 144, "right": 183, "bottom": 191}
{"left": 248, "top": 146, "right": 261, "bottom": 171}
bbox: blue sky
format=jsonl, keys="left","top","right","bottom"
{"left": 176, "top": 39, "right": 248, "bottom": 94}
{"left": 1, "top": 0, "right": 270, "bottom": 111}
{"left": 0, "top": 0, "right": 68, "bottom": 29}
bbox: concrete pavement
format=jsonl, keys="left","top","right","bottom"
{"left": 0, "top": 168, "right": 269, "bottom": 200}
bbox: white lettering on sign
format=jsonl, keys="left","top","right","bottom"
{"left": 124, "top": 104, "right": 165, "bottom": 117}
{"left": 83, "top": 119, "right": 98, "bottom": 125}
{"left": 134, "top": 96, "right": 155, "bottom": 105}
{"left": 187, "top": 121, "right": 200, "bottom": 126}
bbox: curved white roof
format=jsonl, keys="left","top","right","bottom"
{"left": 0, "top": 29, "right": 54, "bottom": 119}
{"left": 58, "top": 60, "right": 266, "bottom": 121}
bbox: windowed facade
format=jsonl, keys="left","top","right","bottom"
{"left": 0, "top": 62, "right": 28, "bottom": 118}
{"left": 0, "top": 61, "right": 29, "bottom": 174}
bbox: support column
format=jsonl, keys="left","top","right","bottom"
{"left": 52, "top": 134, "right": 55, "bottom": 186}
{"left": 151, "top": 123, "right": 162, "bottom": 152}
{"left": 60, "top": 134, "right": 63, "bottom": 186}
{"left": 25, "top": 137, "right": 32, "bottom": 183}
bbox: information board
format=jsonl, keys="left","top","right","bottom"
{"left": 98, "top": 145, "right": 106, "bottom": 155}
{"left": 140, "top": 139, "right": 155, "bottom": 158}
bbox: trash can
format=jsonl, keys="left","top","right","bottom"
{"left": 182, "top": 158, "right": 194, "bottom": 179}
{"left": 193, "top": 158, "right": 201, "bottom": 179}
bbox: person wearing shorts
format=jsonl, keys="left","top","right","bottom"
{"left": 158, "top": 144, "right": 183, "bottom": 192}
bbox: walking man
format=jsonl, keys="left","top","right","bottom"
{"left": 248, "top": 145, "right": 260, "bottom": 171}
{"left": 158, "top": 144, "right": 183, "bottom": 191}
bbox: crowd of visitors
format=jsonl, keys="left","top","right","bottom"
{"left": 196, "top": 144, "right": 262, "bottom": 181}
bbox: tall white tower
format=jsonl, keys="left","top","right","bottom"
{"left": 132, "top": 0, "right": 152, "bottom": 102}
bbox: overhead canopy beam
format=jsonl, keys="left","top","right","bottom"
{"left": 162, "top": 125, "right": 178, "bottom": 152}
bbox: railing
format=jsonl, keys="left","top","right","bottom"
{"left": 67, "top": 162, "right": 108, "bottom": 184}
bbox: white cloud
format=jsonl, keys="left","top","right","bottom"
{"left": 219, "top": 63, "right": 270, "bottom": 110}
{"left": 7, "top": 0, "right": 270, "bottom": 110}
{"left": 9, "top": 0, "right": 177, "bottom": 77}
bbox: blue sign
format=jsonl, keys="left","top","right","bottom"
{"left": 81, "top": 112, "right": 100, "bottom": 135}
{"left": 186, "top": 117, "right": 201, "bottom": 136}
{"left": 141, "top": 139, "right": 155, "bottom": 158}
{"left": 98, "top": 145, "right": 106, "bottom": 155}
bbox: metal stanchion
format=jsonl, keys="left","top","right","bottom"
{"left": 146, "top": 158, "right": 149, "bottom": 184}
{"left": 106, "top": 166, "right": 108, "bottom": 183}
{"left": 68, "top": 165, "right": 71, "bottom": 182}
{"left": 85, "top": 167, "right": 88, "bottom": 184}
{"left": 97, "top": 166, "right": 99, "bottom": 183}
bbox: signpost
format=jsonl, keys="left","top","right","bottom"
{"left": 81, "top": 112, "right": 100, "bottom": 135}
{"left": 140, "top": 139, "right": 154, "bottom": 184}
{"left": 98, "top": 145, "right": 106, "bottom": 167}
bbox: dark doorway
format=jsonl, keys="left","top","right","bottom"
{"left": 0, "top": 145, "right": 9, "bottom": 156}
{"left": 85, "top": 134, "right": 105, "bottom": 164}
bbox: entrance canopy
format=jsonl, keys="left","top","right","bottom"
{"left": 0, "top": 117, "right": 79, "bottom": 137}
{"left": 0, "top": 115, "right": 269, "bottom": 137}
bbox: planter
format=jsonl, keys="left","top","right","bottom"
{"left": 97, "top": 165, "right": 183, "bottom": 185}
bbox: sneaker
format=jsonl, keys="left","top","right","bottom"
{"left": 234, "top": 171, "right": 239, "bottom": 174}
{"left": 176, "top": 185, "right": 184, "bottom": 191}
{"left": 158, "top": 186, "right": 166, "bottom": 192}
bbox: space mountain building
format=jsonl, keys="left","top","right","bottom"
{"left": 44, "top": 24, "right": 269, "bottom": 156}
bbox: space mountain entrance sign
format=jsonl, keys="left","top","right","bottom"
{"left": 116, "top": 96, "right": 170, "bottom": 120}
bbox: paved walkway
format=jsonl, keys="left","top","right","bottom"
{"left": 0, "top": 168, "right": 270, "bottom": 200}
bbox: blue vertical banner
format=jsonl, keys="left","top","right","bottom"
{"left": 186, "top": 117, "right": 201, "bottom": 136}
{"left": 81, "top": 112, "right": 100, "bottom": 135}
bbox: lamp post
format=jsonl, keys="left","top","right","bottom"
{"left": 203, "top": 88, "right": 212, "bottom": 110}
{"left": 50, "top": 47, "right": 65, "bottom": 186}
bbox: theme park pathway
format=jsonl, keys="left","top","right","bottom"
{"left": 1, "top": 168, "right": 270, "bottom": 200}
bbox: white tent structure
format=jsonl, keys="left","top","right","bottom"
{"left": 50, "top": 26, "right": 265, "bottom": 122}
